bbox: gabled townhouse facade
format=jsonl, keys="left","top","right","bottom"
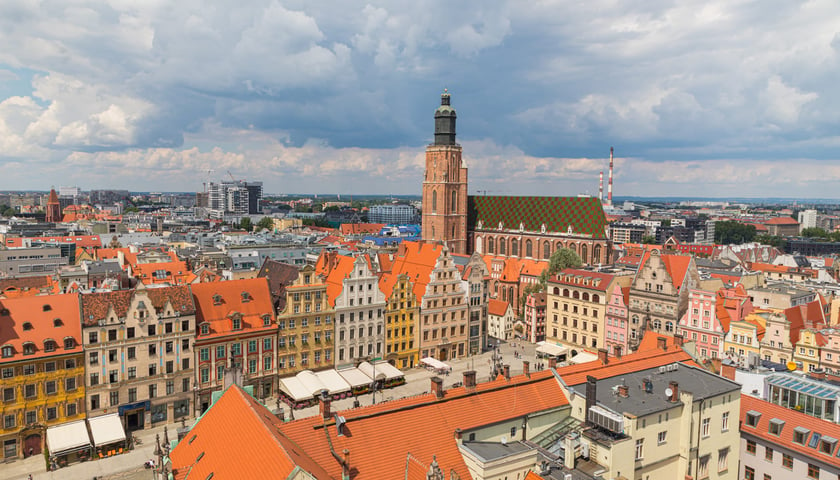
{"left": 276, "top": 264, "right": 335, "bottom": 377}
{"left": 459, "top": 252, "right": 490, "bottom": 355}
{"left": 724, "top": 312, "right": 766, "bottom": 367}
{"left": 379, "top": 273, "right": 420, "bottom": 369}
{"left": 759, "top": 309, "right": 796, "bottom": 364}
{"left": 794, "top": 329, "right": 828, "bottom": 372}
{"left": 628, "top": 250, "right": 699, "bottom": 350}
{"left": 522, "top": 291, "right": 546, "bottom": 343}
{"left": 317, "top": 252, "right": 386, "bottom": 367}
{"left": 0, "top": 294, "right": 84, "bottom": 459}
{"left": 487, "top": 299, "right": 514, "bottom": 341}
{"left": 81, "top": 286, "right": 196, "bottom": 430}
{"left": 604, "top": 283, "right": 630, "bottom": 356}
{"left": 191, "top": 278, "right": 277, "bottom": 413}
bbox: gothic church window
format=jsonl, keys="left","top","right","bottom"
{"left": 511, "top": 239, "right": 519, "bottom": 256}
{"left": 488, "top": 237, "right": 495, "bottom": 254}
{"left": 581, "top": 244, "right": 588, "bottom": 263}
{"left": 526, "top": 240, "right": 533, "bottom": 258}
{"left": 544, "top": 242, "right": 551, "bottom": 259}
{"left": 451, "top": 191, "right": 457, "bottom": 211}
{"left": 499, "top": 239, "right": 506, "bottom": 255}
{"left": 432, "top": 191, "right": 437, "bottom": 212}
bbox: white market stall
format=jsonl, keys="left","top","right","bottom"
{"left": 314, "top": 369, "right": 352, "bottom": 399}
{"left": 88, "top": 413, "right": 127, "bottom": 457}
{"left": 46, "top": 419, "right": 92, "bottom": 467}
{"left": 569, "top": 351, "right": 599, "bottom": 365}
{"left": 420, "top": 357, "right": 451, "bottom": 373}
{"left": 536, "top": 341, "right": 569, "bottom": 360}
{"left": 337, "top": 367, "right": 374, "bottom": 395}
{"left": 296, "top": 370, "right": 328, "bottom": 396}
{"left": 279, "top": 376, "right": 316, "bottom": 408}
{"left": 372, "top": 361, "right": 406, "bottom": 388}
{"left": 357, "top": 361, "right": 386, "bottom": 382}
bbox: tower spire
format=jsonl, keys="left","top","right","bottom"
{"left": 434, "top": 89, "right": 457, "bottom": 146}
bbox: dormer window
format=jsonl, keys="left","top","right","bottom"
{"left": 22, "top": 342, "right": 36, "bottom": 355}
{"left": 43, "top": 304, "right": 52, "bottom": 311}
{"left": 0, "top": 308, "right": 8, "bottom": 316}
{"left": 1, "top": 345, "right": 12, "bottom": 358}
{"left": 22, "top": 322, "right": 33, "bottom": 331}
{"left": 44, "top": 340, "right": 57, "bottom": 352}
{"left": 212, "top": 294, "right": 223, "bottom": 305}
{"left": 241, "top": 292, "right": 251, "bottom": 303}
{"left": 745, "top": 410, "right": 761, "bottom": 427}
{"left": 53, "top": 318, "right": 63, "bottom": 327}
{"left": 200, "top": 324, "right": 209, "bottom": 335}
{"left": 64, "top": 338, "right": 75, "bottom": 349}
{"left": 794, "top": 426, "right": 810, "bottom": 444}
{"left": 768, "top": 418, "right": 784, "bottom": 436}
{"left": 232, "top": 318, "right": 241, "bottom": 330}
{"left": 262, "top": 315, "right": 271, "bottom": 327}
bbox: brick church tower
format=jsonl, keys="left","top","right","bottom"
{"left": 422, "top": 90, "right": 468, "bottom": 254}
{"left": 45, "top": 187, "right": 61, "bottom": 223}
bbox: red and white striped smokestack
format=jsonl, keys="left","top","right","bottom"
{"left": 599, "top": 171, "right": 603, "bottom": 203}
{"left": 607, "top": 147, "right": 614, "bottom": 206}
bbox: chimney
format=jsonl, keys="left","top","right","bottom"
{"left": 319, "top": 389, "right": 331, "bottom": 420}
{"left": 614, "top": 345, "right": 623, "bottom": 359}
{"left": 674, "top": 333, "right": 684, "bottom": 347}
{"left": 431, "top": 376, "right": 444, "bottom": 399}
{"left": 720, "top": 363, "right": 736, "bottom": 380}
{"left": 597, "top": 348, "right": 608, "bottom": 365}
{"left": 599, "top": 171, "right": 604, "bottom": 203}
{"left": 668, "top": 381, "right": 679, "bottom": 402}
{"left": 454, "top": 428, "right": 462, "bottom": 443}
{"left": 503, "top": 364, "right": 510, "bottom": 381}
{"left": 585, "top": 375, "right": 597, "bottom": 420}
{"left": 657, "top": 336, "right": 668, "bottom": 351}
{"left": 342, "top": 449, "right": 351, "bottom": 480}
{"left": 548, "top": 357, "right": 557, "bottom": 370}
{"left": 617, "top": 384, "right": 629, "bottom": 398}
{"left": 523, "top": 361, "right": 530, "bottom": 378}
{"left": 463, "top": 370, "right": 477, "bottom": 391}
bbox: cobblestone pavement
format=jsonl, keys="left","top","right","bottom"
{"left": 0, "top": 339, "right": 542, "bottom": 480}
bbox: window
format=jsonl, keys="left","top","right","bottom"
{"left": 149, "top": 384, "right": 157, "bottom": 399}
{"left": 657, "top": 431, "right": 667, "bottom": 444}
{"left": 4, "top": 414, "right": 15, "bottom": 429}
{"left": 794, "top": 426, "right": 810, "bottom": 444}
{"left": 128, "top": 388, "right": 137, "bottom": 403}
{"left": 88, "top": 331, "right": 98, "bottom": 344}
{"left": 721, "top": 411, "right": 729, "bottom": 431}
{"left": 717, "top": 448, "right": 728, "bottom": 472}
{"left": 1, "top": 345, "right": 12, "bottom": 358}
{"left": 110, "top": 391, "right": 119, "bottom": 406}
{"left": 45, "top": 380, "right": 56, "bottom": 395}
{"left": 25, "top": 411, "right": 36, "bottom": 424}
{"left": 744, "top": 466, "right": 755, "bottom": 480}
{"left": 807, "top": 464, "right": 819, "bottom": 479}
{"left": 765, "top": 446, "right": 773, "bottom": 461}
{"left": 746, "top": 439, "right": 756, "bottom": 454}
{"left": 200, "top": 348, "right": 209, "bottom": 362}
{"left": 23, "top": 364, "right": 35, "bottom": 375}
{"left": 166, "top": 381, "right": 174, "bottom": 395}
{"left": 128, "top": 367, "right": 136, "bottom": 380}
{"left": 701, "top": 417, "right": 710, "bottom": 437}
{"left": 91, "top": 395, "right": 100, "bottom": 410}
{"left": 2, "top": 388, "right": 14, "bottom": 402}
{"left": 128, "top": 346, "right": 136, "bottom": 360}
{"left": 89, "top": 351, "right": 98, "bottom": 365}
{"left": 819, "top": 437, "right": 836, "bottom": 455}
{"left": 769, "top": 418, "right": 784, "bottom": 436}
{"left": 635, "top": 439, "right": 643, "bottom": 460}
{"left": 745, "top": 410, "right": 761, "bottom": 427}
{"left": 24, "top": 384, "right": 36, "bottom": 398}
{"left": 782, "top": 453, "right": 793, "bottom": 469}
{"left": 200, "top": 368, "right": 209, "bottom": 383}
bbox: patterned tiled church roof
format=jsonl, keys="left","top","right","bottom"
{"left": 468, "top": 195, "right": 607, "bottom": 238}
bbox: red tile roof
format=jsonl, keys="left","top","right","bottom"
{"left": 191, "top": 278, "right": 275, "bottom": 340}
{"left": 316, "top": 251, "right": 357, "bottom": 307}
{"left": 169, "top": 385, "right": 331, "bottom": 480}
{"left": 339, "top": 223, "right": 386, "bottom": 235}
{"left": 0, "top": 293, "right": 82, "bottom": 363}
{"left": 382, "top": 241, "right": 444, "bottom": 302}
{"left": 279, "top": 369, "right": 566, "bottom": 480}
{"left": 638, "top": 251, "right": 693, "bottom": 289}
{"left": 81, "top": 287, "right": 195, "bottom": 327}
{"left": 550, "top": 268, "right": 615, "bottom": 292}
{"left": 764, "top": 216, "right": 799, "bottom": 225}
{"left": 740, "top": 395, "right": 840, "bottom": 466}
{"left": 488, "top": 299, "right": 510, "bottom": 316}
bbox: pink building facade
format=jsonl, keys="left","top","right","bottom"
{"left": 604, "top": 284, "right": 629, "bottom": 356}
{"left": 678, "top": 286, "right": 752, "bottom": 360}
{"left": 524, "top": 292, "right": 547, "bottom": 343}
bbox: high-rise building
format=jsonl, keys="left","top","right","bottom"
{"left": 207, "top": 180, "right": 263, "bottom": 216}
{"left": 798, "top": 209, "right": 817, "bottom": 232}
{"left": 368, "top": 204, "right": 418, "bottom": 224}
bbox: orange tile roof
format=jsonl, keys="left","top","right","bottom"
{"left": 169, "top": 385, "right": 331, "bottom": 480}
{"left": 132, "top": 260, "right": 193, "bottom": 285}
{"left": 386, "top": 241, "right": 445, "bottom": 301}
{"left": 316, "top": 251, "right": 357, "bottom": 307}
{"left": 279, "top": 369, "right": 566, "bottom": 480}
{"left": 0, "top": 293, "right": 83, "bottom": 363}
{"left": 638, "top": 251, "right": 692, "bottom": 289}
{"left": 339, "top": 223, "right": 386, "bottom": 235}
{"left": 488, "top": 299, "right": 510, "bottom": 317}
{"left": 764, "top": 216, "right": 799, "bottom": 225}
{"left": 524, "top": 472, "right": 546, "bottom": 480}
{"left": 741, "top": 395, "right": 840, "bottom": 465}
{"left": 191, "top": 278, "right": 275, "bottom": 340}
{"left": 377, "top": 253, "right": 393, "bottom": 273}
{"left": 0, "top": 275, "right": 60, "bottom": 298}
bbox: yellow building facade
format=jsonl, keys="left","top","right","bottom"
{"left": 723, "top": 312, "right": 766, "bottom": 365}
{"left": 0, "top": 294, "right": 85, "bottom": 460}
{"left": 793, "top": 329, "right": 823, "bottom": 372}
{"left": 383, "top": 274, "right": 420, "bottom": 369}
{"left": 277, "top": 265, "right": 335, "bottom": 376}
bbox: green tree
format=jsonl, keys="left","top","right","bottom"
{"left": 257, "top": 217, "right": 274, "bottom": 231}
{"left": 801, "top": 227, "right": 829, "bottom": 239}
{"left": 322, "top": 205, "right": 340, "bottom": 212}
{"left": 714, "top": 221, "right": 756, "bottom": 244}
{"left": 124, "top": 206, "right": 140, "bottom": 213}
{"left": 641, "top": 235, "right": 657, "bottom": 245}
{"left": 755, "top": 234, "right": 786, "bottom": 249}
{"left": 302, "top": 218, "right": 331, "bottom": 228}
{"left": 239, "top": 217, "right": 253, "bottom": 231}
{"left": 537, "top": 248, "right": 583, "bottom": 289}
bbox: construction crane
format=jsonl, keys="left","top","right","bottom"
{"left": 202, "top": 169, "right": 215, "bottom": 192}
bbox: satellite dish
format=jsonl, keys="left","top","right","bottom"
{"left": 664, "top": 388, "right": 673, "bottom": 397}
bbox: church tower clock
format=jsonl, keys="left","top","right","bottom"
{"left": 422, "top": 90, "right": 468, "bottom": 254}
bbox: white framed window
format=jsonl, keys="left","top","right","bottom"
{"left": 635, "top": 439, "right": 644, "bottom": 460}
{"left": 702, "top": 417, "right": 710, "bottom": 437}
{"left": 657, "top": 431, "right": 667, "bottom": 444}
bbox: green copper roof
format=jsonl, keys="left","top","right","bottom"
{"left": 468, "top": 195, "right": 607, "bottom": 238}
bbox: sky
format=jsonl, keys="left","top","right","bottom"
{"left": 1, "top": 1, "right": 839, "bottom": 198}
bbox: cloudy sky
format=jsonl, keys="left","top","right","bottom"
{"left": 1, "top": 1, "right": 839, "bottom": 198}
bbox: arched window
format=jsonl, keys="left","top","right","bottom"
{"left": 509, "top": 287, "right": 515, "bottom": 304}
{"left": 452, "top": 225, "right": 455, "bottom": 238}
{"left": 573, "top": 291, "right": 580, "bottom": 300}
{"left": 525, "top": 240, "right": 533, "bottom": 257}
{"left": 432, "top": 191, "right": 437, "bottom": 212}
{"left": 0, "top": 345, "right": 12, "bottom": 358}
{"left": 665, "top": 321, "right": 674, "bottom": 333}
{"left": 543, "top": 242, "right": 551, "bottom": 259}
{"left": 488, "top": 237, "right": 495, "bottom": 254}
{"left": 569, "top": 243, "right": 577, "bottom": 254}
{"left": 581, "top": 244, "right": 588, "bottom": 263}
{"left": 553, "top": 287, "right": 560, "bottom": 295}
{"left": 63, "top": 338, "right": 75, "bottom": 349}
{"left": 499, "top": 239, "right": 506, "bottom": 255}
{"left": 476, "top": 236, "right": 483, "bottom": 253}
{"left": 451, "top": 191, "right": 457, "bottom": 212}
{"left": 502, "top": 287, "right": 507, "bottom": 301}
{"left": 593, "top": 244, "right": 602, "bottom": 263}
{"left": 653, "top": 319, "right": 662, "bottom": 330}
{"left": 556, "top": 242, "right": 563, "bottom": 253}
{"left": 563, "top": 288, "right": 570, "bottom": 297}
{"left": 432, "top": 226, "right": 435, "bottom": 238}
{"left": 511, "top": 239, "right": 519, "bottom": 256}
{"left": 592, "top": 294, "right": 600, "bottom": 303}
{"left": 632, "top": 315, "right": 639, "bottom": 325}
{"left": 582, "top": 292, "right": 590, "bottom": 301}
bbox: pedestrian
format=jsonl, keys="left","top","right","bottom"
{"left": 28, "top": 475, "right": 33, "bottom": 480}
